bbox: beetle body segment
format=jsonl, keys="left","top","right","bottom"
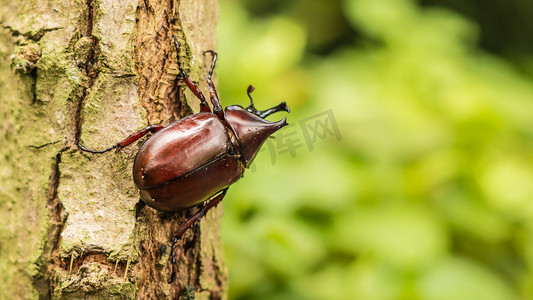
{"left": 133, "top": 113, "right": 244, "bottom": 211}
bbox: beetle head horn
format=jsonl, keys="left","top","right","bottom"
{"left": 245, "top": 85, "right": 290, "bottom": 118}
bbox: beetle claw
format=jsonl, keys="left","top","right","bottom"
{"left": 77, "top": 141, "right": 119, "bottom": 154}
{"left": 203, "top": 50, "right": 217, "bottom": 79}
{"left": 168, "top": 235, "right": 179, "bottom": 283}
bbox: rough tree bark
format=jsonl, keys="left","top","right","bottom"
{"left": 0, "top": 0, "right": 226, "bottom": 299}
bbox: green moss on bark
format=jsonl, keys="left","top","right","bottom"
{"left": 1, "top": 0, "right": 225, "bottom": 298}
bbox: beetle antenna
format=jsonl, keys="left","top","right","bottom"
{"left": 246, "top": 85, "right": 256, "bottom": 109}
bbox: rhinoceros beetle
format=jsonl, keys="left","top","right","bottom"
{"left": 78, "top": 36, "right": 289, "bottom": 282}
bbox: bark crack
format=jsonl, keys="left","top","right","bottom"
{"left": 32, "top": 152, "right": 67, "bottom": 298}
{"left": 0, "top": 24, "right": 63, "bottom": 41}
{"left": 35, "top": 0, "right": 102, "bottom": 296}
{"left": 132, "top": 0, "right": 225, "bottom": 297}
{"left": 74, "top": 0, "right": 100, "bottom": 144}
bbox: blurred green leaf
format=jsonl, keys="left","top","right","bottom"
{"left": 218, "top": 0, "right": 533, "bottom": 299}
{"left": 332, "top": 205, "right": 448, "bottom": 269}
{"left": 418, "top": 257, "right": 516, "bottom": 300}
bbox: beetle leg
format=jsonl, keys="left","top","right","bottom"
{"left": 172, "top": 36, "right": 211, "bottom": 113}
{"left": 192, "top": 200, "right": 207, "bottom": 237}
{"left": 77, "top": 124, "right": 164, "bottom": 153}
{"left": 168, "top": 188, "right": 228, "bottom": 283}
{"left": 168, "top": 235, "right": 179, "bottom": 283}
{"left": 203, "top": 50, "right": 224, "bottom": 120}
{"left": 245, "top": 85, "right": 290, "bottom": 118}
{"left": 175, "top": 188, "right": 228, "bottom": 239}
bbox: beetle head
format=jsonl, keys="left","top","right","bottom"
{"left": 225, "top": 96, "right": 289, "bottom": 167}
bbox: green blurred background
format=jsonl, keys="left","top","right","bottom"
{"left": 215, "top": 0, "right": 533, "bottom": 299}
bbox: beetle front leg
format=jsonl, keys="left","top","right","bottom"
{"left": 172, "top": 36, "right": 211, "bottom": 114}
{"left": 78, "top": 124, "right": 164, "bottom": 153}
{"left": 203, "top": 50, "right": 224, "bottom": 120}
{"left": 168, "top": 188, "right": 228, "bottom": 283}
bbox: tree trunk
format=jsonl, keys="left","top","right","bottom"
{"left": 0, "top": 0, "right": 225, "bottom": 299}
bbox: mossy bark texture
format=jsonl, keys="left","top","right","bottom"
{"left": 0, "top": 0, "right": 226, "bottom": 299}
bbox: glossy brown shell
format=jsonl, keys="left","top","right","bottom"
{"left": 133, "top": 113, "right": 244, "bottom": 211}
